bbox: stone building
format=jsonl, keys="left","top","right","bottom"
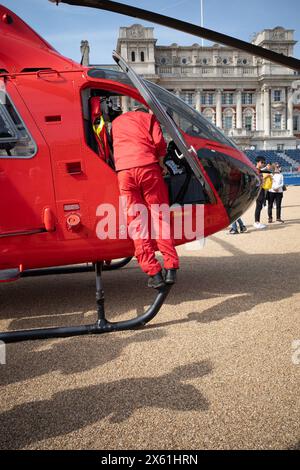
{"left": 85, "top": 24, "right": 300, "bottom": 151}
{"left": 116, "top": 24, "right": 300, "bottom": 151}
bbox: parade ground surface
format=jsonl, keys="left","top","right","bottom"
{"left": 0, "top": 187, "right": 299, "bottom": 450}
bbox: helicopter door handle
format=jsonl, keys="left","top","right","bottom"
{"left": 43, "top": 208, "right": 55, "bottom": 232}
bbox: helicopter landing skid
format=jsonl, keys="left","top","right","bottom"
{"left": 0, "top": 262, "right": 171, "bottom": 344}
{"left": 20, "top": 257, "right": 133, "bottom": 278}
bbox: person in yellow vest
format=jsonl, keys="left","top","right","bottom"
{"left": 261, "top": 164, "right": 273, "bottom": 193}
{"left": 253, "top": 156, "right": 273, "bottom": 229}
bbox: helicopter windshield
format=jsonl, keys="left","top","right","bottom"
{"left": 88, "top": 67, "right": 237, "bottom": 149}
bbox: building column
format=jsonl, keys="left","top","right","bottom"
{"left": 216, "top": 89, "right": 222, "bottom": 128}
{"left": 255, "top": 89, "right": 261, "bottom": 131}
{"left": 120, "top": 43, "right": 128, "bottom": 61}
{"left": 287, "top": 87, "right": 294, "bottom": 135}
{"left": 195, "top": 88, "right": 202, "bottom": 112}
{"left": 236, "top": 89, "right": 242, "bottom": 129}
{"left": 263, "top": 86, "right": 270, "bottom": 136}
{"left": 174, "top": 88, "right": 181, "bottom": 98}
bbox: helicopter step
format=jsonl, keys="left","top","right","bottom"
{"left": 0, "top": 268, "right": 21, "bottom": 282}
{"left": 0, "top": 262, "right": 171, "bottom": 344}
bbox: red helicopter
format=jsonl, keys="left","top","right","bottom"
{"left": 0, "top": 1, "right": 299, "bottom": 343}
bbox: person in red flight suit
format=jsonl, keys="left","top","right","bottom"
{"left": 111, "top": 107, "right": 179, "bottom": 289}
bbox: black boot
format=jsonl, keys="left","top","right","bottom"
{"left": 164, "top": 268, "right": 177, "bottom": 285}
{"left": 148, "top": 271, "right": 166, "bottom": 289}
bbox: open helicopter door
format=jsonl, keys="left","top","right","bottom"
{"left": 112, "top": 51, "right": 216, "bottom": 205}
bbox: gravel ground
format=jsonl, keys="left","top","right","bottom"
{"left": 0, "top": 187, "right": 299, "bottom": 450}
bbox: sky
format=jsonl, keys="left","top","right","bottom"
{"left": 1, "top": 0, "right": 300, "bottom": 64}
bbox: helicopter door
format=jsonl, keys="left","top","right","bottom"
{"left": 112, "top": 51, "right": 216, "bottom": 204}
{"left": 0, "top": 80, "right": 56, "bottom": 237}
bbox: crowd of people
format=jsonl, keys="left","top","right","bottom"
{"left": 229, "top": 156, "right": 285, "bottom": 234}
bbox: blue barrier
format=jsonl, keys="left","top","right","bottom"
{"left": 283, "top": 173, "right": 300, "bottom": 186}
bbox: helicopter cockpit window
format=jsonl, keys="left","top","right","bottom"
{"left": 87, "top": 68, "right": 237, "bottom": 150}
{"left": 0, "top": 88, "right": 36, "bottom": 158}
{"left": 146, "top": 82, "right": 238, "bottom": 149}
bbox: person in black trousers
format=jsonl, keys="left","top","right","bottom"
{"left": 268, "top": 164, "right": 284, "bottom": 223}
{"left": 254, "top": 156, "right": 268, "bottom": 229}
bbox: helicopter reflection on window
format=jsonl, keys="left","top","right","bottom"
{"left": 0, "top": 90, "right": 36, "bottom": 158}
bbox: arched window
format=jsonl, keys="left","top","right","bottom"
{"left": 131, "top": 51, "right": 135, "bottom": 62}
{"left": 203, "top": 108, "right": 214, "bottom": 124}
{"left": 243, "top": 108, "right": 254, "bottom": 131}
{"left": 223, "top": 108, "right": 234, "bottom": 130}
{"left": 141, "top": 51, "right": 145, "bottom": 62}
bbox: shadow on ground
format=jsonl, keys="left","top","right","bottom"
{"left": 1, "top": 250, "right": 299, "bottom": 328}
{"left": 0, "top": 360, "right": 212, "bottom": 449}
{"left": 0, "top": 246, "right": 299, "bottom": 385}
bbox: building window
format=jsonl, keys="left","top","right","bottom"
{"left": 277, "top": 144, "right": 284, "bottom": 151}
{"left": 140, "top": 51, "right": 145, "bottom": 62}
{"left": 131, "top": 51, "right": 135, "bottom": 62}
{"left": 0, "top": 89, "right": 36, "bottom": 158}
{"left": 222, "top": 93, "right": 234, "bottom": 105}
{"left": 274, "top": 90, "right": 281, "bottom": 102}
{"left": 245, "top": 116, "right": 252, "bottom": 131}
{"left": 274, "top": 113, "right": 282, "bottom": 129}
{"left": 201, "top": 92, "right": 215, "bottom": 105}
{"left": 243, "top": 108, "right": 254, "bottom": 130}
{"left": 294, "top": 115, "right": 300, "bottom": 131}
{"left": 180, "top": 91, "right": 194, "bottom": 107}
{"left": 224, "top": 116, "right": 232, "bottom": 129}
{"left": 203, "top": 108, "right": 214, "bottom": 123}
{"left": 242, "top": 92, "right": 253, "bottom": 105}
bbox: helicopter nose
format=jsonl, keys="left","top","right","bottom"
{"left": 225, "top": 165, "right": 261, "bottom": 224}
{"left": 198, "top": 148, "right": 261, "bottom": 224}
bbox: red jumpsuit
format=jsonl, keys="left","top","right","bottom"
{"left": 112, "top": 111, "right": 179, "bottom": 276}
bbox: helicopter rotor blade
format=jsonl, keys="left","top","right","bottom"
{"left": 51, "top": 0, "right": 300, "bottom": 71}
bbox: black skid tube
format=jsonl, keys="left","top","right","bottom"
{"left": 0, "top": 262, "right": 171, "bottom": 344}
{"left": 21, "top": 258, "right": 133, "bottom": 277}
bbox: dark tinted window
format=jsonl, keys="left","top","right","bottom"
{"left": 88, "top": 68, "right": 133, "bottom": 86}
{"left": 0, "top": 88, "right": 36, "bottom": 158}
{"left": 199, "top": 148, "right": 259, "bottom": 222}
